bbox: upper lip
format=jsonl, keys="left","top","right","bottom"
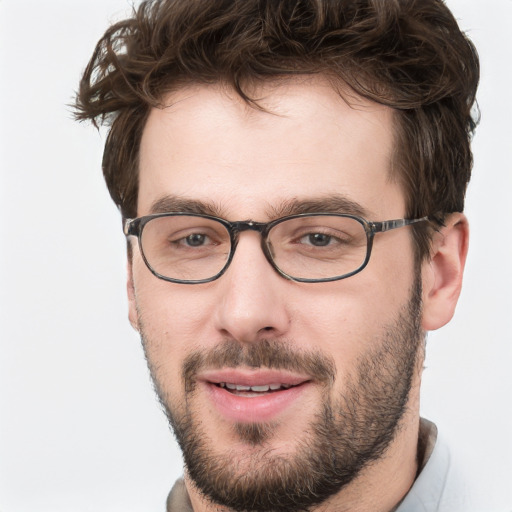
{"left": 198, "top": 368, "right": 311, "bottom": 388}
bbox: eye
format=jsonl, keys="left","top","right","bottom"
{"left": 303, "top": 233, "right": 333, "bottom": 247}
{"left": 182, "top": 233, "right": 209, "bottom": 247}
{"left": 170, "top": 231, "right": 220, "bottom": 250}
{"left": 298, "top": 230, "right": 349, "bottom": 248}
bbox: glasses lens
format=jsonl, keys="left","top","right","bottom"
{"left": 268, "top": 215, "right": 368, "bottom": 280}
{"left": 140, "top": 215, "right": 231, "bottom": 281}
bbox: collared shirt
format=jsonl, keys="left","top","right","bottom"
{"left": 166, "top": 477, "right": 194, "bottom": 512}
{"left": 166, "top": 419, "right": 459, "bottom": 512}
{"left": 396, "top": 420, "right": 468, "bottom": 512}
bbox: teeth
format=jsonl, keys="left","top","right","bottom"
{"left": 250, "top": 385, "right": 270, "bottom": 392}
{"left": 219, "top": 382, "right": 292, "bottom": 392}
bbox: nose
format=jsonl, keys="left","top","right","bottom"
{"left": 213, "top": 231, "right": 291, "bottom": 344}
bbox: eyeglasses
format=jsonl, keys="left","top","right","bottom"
{"left": 124, "top": 213, "right": 428, "bottom": 284}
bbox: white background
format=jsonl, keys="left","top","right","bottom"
{"left": 0, "top": 1, "right": 511, "bottom": 511}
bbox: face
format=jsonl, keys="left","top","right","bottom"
{"left": 129, "top": 78, "right": 426, "bottom": 511}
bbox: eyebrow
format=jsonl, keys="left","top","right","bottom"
{"left": 150, "top": 196, "right": 226, "bottom": 217}
{"left": 266, "top": 195, "right": 373, "bottom": 219}
{"left": 149, "top": 194, "right": 373, "bottom": 220}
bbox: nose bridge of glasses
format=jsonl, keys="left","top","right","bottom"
{"left": 228, "top": 220, "right": 277, "bottom": 272}
{"left": 230, "top": 220, "right": 267, "bottom": 234}
{"left": 230, "top": 220, "right": 275, "bottom": 257}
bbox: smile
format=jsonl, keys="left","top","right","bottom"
{"left": 197, "top": 369, "right": 313, "bottom": 423}
{"left": 216, "top": 382, "right": 295, "bottom": 396}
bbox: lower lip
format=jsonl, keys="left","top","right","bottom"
{"left": 204, "top": 382, "right": 310, "bottom": 423}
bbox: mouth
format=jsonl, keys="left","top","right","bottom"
{"left": 215, "top": 382, "right": 297, "bottom": 397}
{"left": 198, "top": 369, "right": 313, "bottom": 423}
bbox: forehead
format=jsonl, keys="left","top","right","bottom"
{"left": 138, "top": 77, "right": 403, "bottom": 219}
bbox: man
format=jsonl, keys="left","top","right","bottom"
{"left": 75, "top": 0, "right": 479, "bottom": 510}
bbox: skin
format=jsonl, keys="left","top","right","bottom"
{"left": 127, "top": 77, "right": 468, "bottom": 511}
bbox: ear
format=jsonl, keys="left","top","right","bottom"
{"left": 421, "top": 213, "right": 469, "bottom": 331}
{"left": 127, "top": 259, "right": 140, "bottom": 332}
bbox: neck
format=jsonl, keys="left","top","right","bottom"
{"left": 314, "top": 406, "right": 421, "bottom": 512}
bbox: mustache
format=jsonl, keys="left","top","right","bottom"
{"left": 182, "top": 338, "right": 336, "bottom": 392}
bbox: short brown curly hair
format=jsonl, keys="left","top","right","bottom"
{"left": 75, "top": 0, "right": 479, "bottom": 261}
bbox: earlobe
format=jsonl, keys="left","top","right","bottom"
{"left": 421, "top": 213, "right": 469, "bottom": 331}
{"left": 127, "top": 260, "right": 140, "bottom": 332}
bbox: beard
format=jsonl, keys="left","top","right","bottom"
{"left": 139, "top": 278, "right": 424, "bottom": 512}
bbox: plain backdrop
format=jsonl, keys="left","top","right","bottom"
{"left": 0, "top": 1, "right": 511, "bottom": 511}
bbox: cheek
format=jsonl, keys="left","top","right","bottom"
{"left": 133, "top": 250, "right": 212, "bottom": 328}
{"left": 290, "top": 249, "right": 416, "bottom": 365}
{"left": 131, "top": 258, "right": 217, "bottom": 382}
{"left": 290, "top": 290, "right": 372, "bottom": 367}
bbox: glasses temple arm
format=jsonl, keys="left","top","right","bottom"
{"left": 123, "top": 218, "right": 136, "bottom": 236}
{"left": 372, "top": 216, "right": 429, "bottom": 233}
